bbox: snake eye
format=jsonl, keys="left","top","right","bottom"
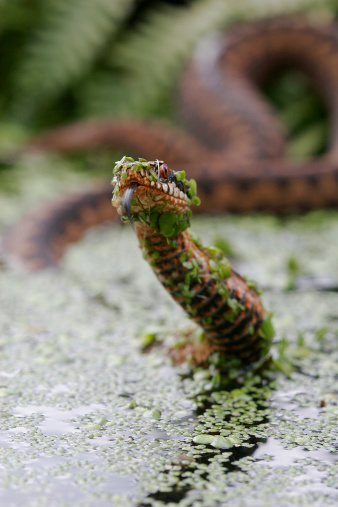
{"left": 159, "top": 163, "right": 169, "bottom": 179}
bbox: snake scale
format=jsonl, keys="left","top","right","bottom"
{"left": 111, "top": 157, "right": 273, "bottom": 365}
{"left": 4, "top": 16, "right": 338, "bottom": 365}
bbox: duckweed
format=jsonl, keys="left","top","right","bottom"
{"left": 0, "top": 159, "right": 337, "bottom": 506}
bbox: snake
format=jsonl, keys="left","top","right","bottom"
{"left": 3, "top": 16, "right": 338, "bottom": 363}
{"left": 111, "top": 156, "right": 273, "bottom": 365}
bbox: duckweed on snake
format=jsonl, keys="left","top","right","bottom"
{"left": 111, "top": 156, "right": 275, "bottom": 366}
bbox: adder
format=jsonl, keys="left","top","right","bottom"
{"left": 3, "top": 16, "right": 338, "bottom": 363}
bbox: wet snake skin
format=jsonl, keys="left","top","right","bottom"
{"left": 4, "top": 16, "right": 338, "bottom": 271}
{"left": 111, "top": 158, "right": 272, "bottom": 364}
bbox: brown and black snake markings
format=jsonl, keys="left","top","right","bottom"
{"left": 3, "top": 16, "right": 338, "bottom": 363}
{"left": 111, "top": 157, "right": 272, "bottom": 365}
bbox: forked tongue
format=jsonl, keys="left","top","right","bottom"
{"left": 122, "top": 182, "right": 139, "bottom": 229}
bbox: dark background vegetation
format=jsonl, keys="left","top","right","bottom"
{"left": 0, "top": 0, "right": 338, "bottom": 159}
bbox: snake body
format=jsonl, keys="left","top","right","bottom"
{"left": 3, "top": 17, "right": 338, "bottom": 361}
{"left": 6, "top": 17, "right": 338, "bottom": 269}
{"left": 111, "top": 158, "right": 272, "bottom": 365}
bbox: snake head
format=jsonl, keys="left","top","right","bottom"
{"left": 111, "top": 156, "right": 200, "bottom": 236}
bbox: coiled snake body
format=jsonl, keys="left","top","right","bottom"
{"left": 4, "top": 17, "right": 338, "bottom": 364}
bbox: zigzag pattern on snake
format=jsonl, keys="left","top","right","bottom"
{"left": 4, "top": 16, "right": 338, "bottom": 272}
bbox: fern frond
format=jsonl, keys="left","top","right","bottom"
{"left": 81, "top": 0, "right": 333, "bottom": 118}
{"left": 10, "top": 0, "right": 135, "bottom": 121}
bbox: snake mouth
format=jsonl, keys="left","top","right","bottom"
{"left": 114, "top": 170, "right": 190, "bottom": 213}
{"left": 111, "top": 158, "right": 199, "bottom": 225}
{"left": 118, "top": 172, "right": 190, "bottom": 203}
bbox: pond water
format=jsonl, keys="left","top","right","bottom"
{"left": 0, "top": 160, "right": 337, "bottom": 506}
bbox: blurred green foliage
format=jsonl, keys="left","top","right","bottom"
{"left": 0, "top": 0, "right": 337, "bottom": 160}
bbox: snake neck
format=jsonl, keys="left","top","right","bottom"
{"left": 135, "top": 222, "right": 271, "bottom": 364}
{"left": 135, "top": 223, "right": 211, "bottom": 315}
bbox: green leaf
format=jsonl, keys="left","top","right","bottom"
{"left": 217, "top": 285, "right": 229, "bottom": 298}
{"left": 188, "top": 178, "right": 197, "bottom": 198}
{"left": 149, "top": 168, "right": 158, "bottom": 181}
{"left": 260, "top": 312, "right": 275, "bottom": 340}
{"left": 218, "top": 259, "right": 232, "bottom": 278}
{"left": 209, "top": 258, "right": 232, "bottom": 279}
{"left": 158, "top": 213, "right": 176, "bottom": 237}
{"left": 211, "top": 436, "right": 233, "bottom": 449}
{"left": 213, "top": 237, "right": 234, "bottom": 256}
{"left": 175, "top": 171, "right": 186, "bottom": 181}
{"left": 193, "top": 434, "right": 215, "bottom": 445}
{"left": 205, "top": 246, "right": 223, "bottom": 259}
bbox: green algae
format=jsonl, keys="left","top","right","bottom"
{"left": 0, "top": 159, "right": 337, "bottom": 506}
